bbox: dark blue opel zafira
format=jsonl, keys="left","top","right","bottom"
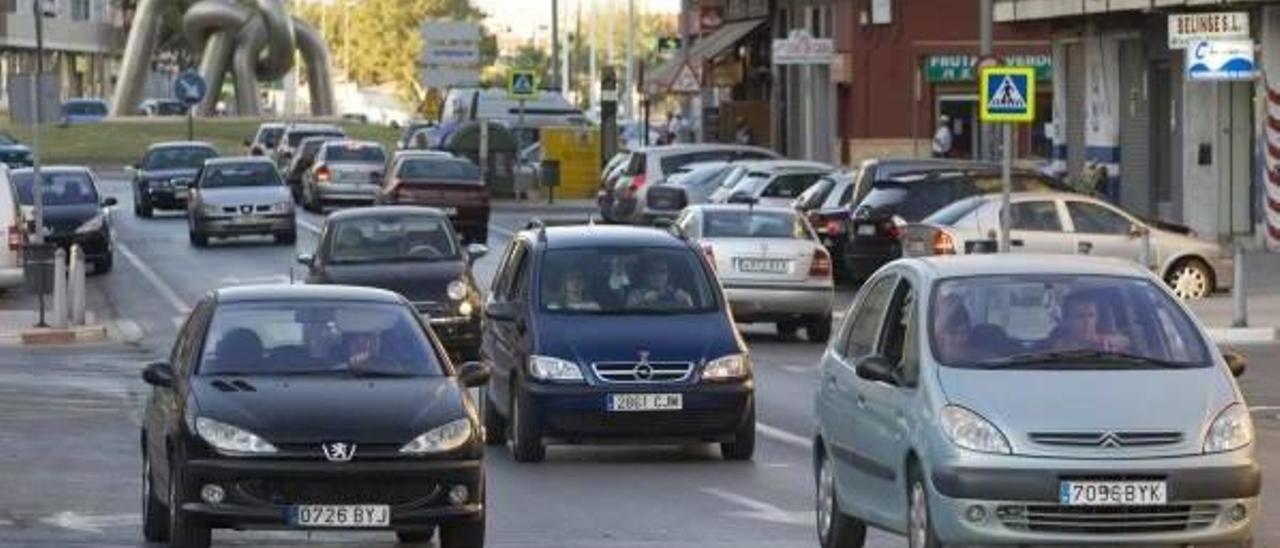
{"left": 480, "top": 224, "right": 755, "bottom": 462}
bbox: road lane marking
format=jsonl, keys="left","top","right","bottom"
{"left": 701, "top": 487, "right": 812, "bottom": 526}
{"left": 491, "top": 224, "right": 517, "bottom": 238}
{"left": 298, "top": 218, "right": 321, "bottom": 234}
{"left": 39, "top": 511, "right": 139, "bottom": 533}
{"left": 756, "top": 422, "right": 811, "bottom": 450}
{"left": 115, "top": 241, "right": 191, "bottom": 314}
{"left": 782, "top": 365, "right": 810, "bottom": 374}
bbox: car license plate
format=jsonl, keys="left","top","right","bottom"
{"left": 289, "top": 504, "right": 390, "bottom": 528}
{"left": 608, "top": 393, "right": 682, "bottom": 412}
{"left": 856, "top": 224, "right": 876, "bottom": 236}
{"left": 1060, "top": 481, "right": 1167, "bottom": 506}
{"left": 234, "top": 215, "right": 260, "bottom": 224}
{"left": 737, "top": 258, "right": 789, "bottom": 274}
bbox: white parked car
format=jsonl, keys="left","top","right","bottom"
{"left": 606, "top": 144, "right": 780, "bottom": 223}
{"left": 901, "top": 191, "right": 1233, "bottom": 300}
{"left": 0, "top": 165, "right": 23, "bottom": 290}
{"left": 676, "top": 204, "right": 835, "bottom": 342}
{"left": 709, "top": 160, "right": 836, "bottom": 207}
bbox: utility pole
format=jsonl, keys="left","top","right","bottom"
{"left": 32, "top": 0, "right": 49, "bottom": 245}
{"left": 625, "top": 0, "right": 635, "bottom": 120}
{"left": 551, "top": 0, "right": 561, "bottom": 90}
{"left": 979, "top": 0, "right": 994, "bottom": 161}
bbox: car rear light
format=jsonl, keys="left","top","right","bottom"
{"left": 7, "top": 224, "right": 21, "bottom": 251}
{"left": 825, "top": 218, "right": 844, "bottom": 236}
{"left": 933, "top": 230, "right": 956, "bottom": 255}
{"left": 701, "top": 243, "right": 716, "bottom": 271}
{"left": 315, "top": 166, "right": 331, "bottom": 184}
{"left": 624, "top": 173, "right": 647, "bottom": 199}
{"left": 881, "top": 215, "right": 907, "bottom": 240}
{"left": 809, "top": 248, "right": 832, "bottom": 278}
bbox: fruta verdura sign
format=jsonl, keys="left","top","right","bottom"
{"left": 979, "top": 66, "right": 1035, "bottom": 123}
{"left": 925, "top": 54, "right": 1051, "bottom": 83}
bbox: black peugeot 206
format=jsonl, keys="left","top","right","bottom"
{"left": 140, "top": 285, "right": 490, "bottom": 548}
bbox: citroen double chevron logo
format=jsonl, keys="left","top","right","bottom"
{"left": 1098, "top": 432, "right": 1123, "bottom": 448}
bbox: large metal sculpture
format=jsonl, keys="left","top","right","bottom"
{"left": 110, "top": 0, "right": 336, "bottom": 117}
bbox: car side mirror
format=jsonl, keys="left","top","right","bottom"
{"left": 1223, "top": 349, "right": 1246, "bottom": 378}
{"left": 142, "top": 361, "right": 176, "bottom": 387}
{"left": 485, "top": 301, "right": 517, "bottom": 322}
{"left": 854, "top": 355, "right": 898, "bottom": 385}
{"left": 456, "top": 361, "right": 491, "bottom": 388}
{"left": 101, "top": 197, "right": 118, "bottom": 207}
{"left": 296, "top": 253, "right": 314, "bottom": 266}
{"left": 465, "top": 243, "right": 488, "bottom": 263}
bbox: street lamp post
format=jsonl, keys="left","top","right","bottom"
{"left": 31, "top": 0, "right": 52, "bottom": 246}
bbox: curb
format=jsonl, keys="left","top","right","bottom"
{"left": 1206, "top": 327, "right": 1279, "bottom": 345}
{"left": 16, "top": 325, "right": 109, "bottom": 346}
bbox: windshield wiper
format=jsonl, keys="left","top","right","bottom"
{"left": 972, "top": 349, "right": 1194, "bottom": 370}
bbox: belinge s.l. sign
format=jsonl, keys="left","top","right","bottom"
{"left": 1186, "top": 39, "right": 1256, "bottom": 81}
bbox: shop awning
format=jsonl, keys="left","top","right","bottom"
{"left": 645, "top": 18, "right": 766, "bottom": 94}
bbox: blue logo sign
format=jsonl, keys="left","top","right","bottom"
{"left": 173, "top": 71, "right": 208, "bottom": 106}
{"left": 1187, "top": 40, "right": 1256, "bottom": 81}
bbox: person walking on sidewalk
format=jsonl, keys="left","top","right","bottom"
{"left": 734, "top": 117, "right": 755, "bottom": 145}
{"left": 932, "top": 115, "right": 953, "bottom": 158}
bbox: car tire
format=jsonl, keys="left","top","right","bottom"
{"left": 482, "top": 387, "right": 507, "bottom": 446}
{"left": 275, "top": 230, "right": 297, "bottom": 246}
{"left": 776, "top": 321, "right": 800, "bottom": 340}
{"left": 304, "top": 186, "right": 322, "bottom": 213}
{"left": 93, "top": 254, "right": 114, "bottom": 275}
{"left": 816, "top": 449, "right": 866, "bottom": 548}
{"left": 136, "top": 194, "right": 154, "bottom": 218}
{"left": 907, "top": 464, "right": 943, "bottom": 548}
{"left": 509, "top": 385, "right": 545, "bottom": 463}
{"left": 1165, "top": 257, "right": 1214, "bottom": 300}
{"left": 395, "top": 528, "right": 435, "bottom": 544}
{"left": 141, "top": 450, "right": 169, "bottom": 543}
{"left": 438, "top": 517, "right": 484, "bottom": 548}
{"left": 167, "top": 458, "right": 211, "bottom": 548}
{"left": 807, "top": 315, "right": 832, "bottom": 343}
{"left": 720, "top": 401, "right": 755, "bottom": 461}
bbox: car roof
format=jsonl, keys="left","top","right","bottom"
{"left": 690, "top": 204, "right": 798, "bottom": 215}
{"left": 527, "top": 225, "right": 691, "bottom": 250}
{"left": 738, "top": 160, "right": 833, "bottom": 173}
{"left": 395, "top": 150, "right": 453, "bottom": 158}
{"left": 909, "top": 254, "right": 1151, "bottom": 281}
{"left": 325, "top": 206, "right": 450, "bottom": 223}
{"left": 970, "top": 191, "right": 1093, "bottom": 203}
{"left": 203, "top": 156, "right": 274, "bottom": 166}
{"left": 215, "top": 284, "right": 405, "bottom": 304}
{"left": 322, "top": 139, "right": 383, "bottom": 149}
{"left": 638, "top": 143, "right": 775, "bottom": 156}
{"left": 12, "top": 165, "right": 92, "bottom": 175}
{"left": 146, "top": 141, "right": 217, "bottom": 151}
{"left": 284, "top": 123, "right": 342, "bottom": 133}
{"left": 65, "top": 98, "right": 106, "bottom": 104}
{"left": 258, "top": 122, "right": 286, "bottom": 130}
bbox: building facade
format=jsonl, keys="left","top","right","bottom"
{"left": 1, "top": 0, "right": 125, "bottom": 112}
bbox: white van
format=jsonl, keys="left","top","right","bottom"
{"left": 0, "top": 166, "right": 24, "bottom": 290}
{"left": 441, "top": 87, "right": 588, "bottom": 131}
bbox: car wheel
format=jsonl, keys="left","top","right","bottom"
{"left": 275, "top": 230, "right": 297, "bottom": 245}
{"left": 138, "top": 199, "right": 154, "bottom": 219}
{"left": 438, "top": 517, "right": 484, "bottom": 548}
{"left": 482, "top": 387, "right": 507, "bottom": 446}
{"left": 189, "top": 227, "right": 209, "bottom": 248}
{"left": 1165, "top": 258, "right": 1214, "bottom": 300}
{"left": 141, "top": 450, "right": 169, "bottom": 542}
{"left": 776, "top": 321, "right": 800, "bottom": 340}
{"left": 394, "top": 528, "right": 435, "bottom": 544}
{"left": 907, "top": 465, "right": 942, "bottom": 548}
{"left": 93, "top": 254, "right": 114, "bottom": 275}
{"left": 720, "top": 401, "right": 755, "bottom": 461}
{"left": 304, "top": 186, "right": 321, "bottom": 213}
{"left": 167, "top": 458, "right": 211, "bottom": 548}
{"left": 509, "top": 385, "right": 545, "bottom": 463}
{"left": 817, "top": 449, "right": 866, "bottom": 548}
{"left": 807, "top": 315, "right": 832, "bottom": 343}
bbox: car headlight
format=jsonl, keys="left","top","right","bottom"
{"left": 1204, "top": 403, "right": 1253, "bottom": 453}
{"left": 270, "top": 201, "right": 292, "bottom": 213}
{"left": 194, "top": 417, "right": 277, "bottom": 454}
{"left": 529, "top": 355, "right": 584, "bottom": 381}
{"left": 458, "top": 300, "right": 474, "bottom": 317}
{"left": 940, "top": 405, "right": 1011, "bottom": 455}
{"left": 75, "top": 214, "right": 105, "bottom": 234}
{"left": 703, "top": 353, "right": 750, "bottom": 380}
{"left": 399, "top": 418, "right": 473, "bottom": 454}
{"left": 447, "top": 279, "right": 469, "bottom": 301}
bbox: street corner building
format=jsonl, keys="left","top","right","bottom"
{"left": 0, "top": 0, "right": 125, "bottom": 119}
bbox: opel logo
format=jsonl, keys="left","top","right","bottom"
{"left": 1098, "top": 433, "right": 1123, "bottom": 448}
{"left": 240, "top": 204, "right": 252, "bottom": 214}
{"left": 635, "top": 350, "right": 653, "bottom": 380}
{"left": 322, "top": 442, "right": 357, "bottom": 462}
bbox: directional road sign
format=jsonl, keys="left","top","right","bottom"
{"left": 979, "top": 66, "right": 1035, "bottom": 123}
{"left": 508, "top": 70, "right": 539, "bottom": 99}
{"left": 173, "top": 71, "right": 207, "bottom": 107}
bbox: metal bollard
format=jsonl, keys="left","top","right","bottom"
{"left": 51, "top": 247, "right": 67, "bottom": 329}
{"left": 69, "top": 244, "right": 86, "bottom": 326}
{"left": 1232, "top": 240, "right": 1247, "bottom": 328}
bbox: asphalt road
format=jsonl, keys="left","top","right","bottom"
{"left": 0, "top": 175, "right": 1277, "bottom": 547}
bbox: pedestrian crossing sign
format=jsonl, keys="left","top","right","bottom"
{"left": 979, "top": 66, "right": 1035, "bottom": 123}
{"left": 508, "top": 70, "right": 539, "bottom": 99}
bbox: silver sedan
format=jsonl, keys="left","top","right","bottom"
{"left": 187, "top": 158, "right": 296, "bottom": 247}
{"left": 675, "top": 204, "right": 835, "bottom": 342}
{"left": 901, "top": 191, "right": 1232, "bottom": 299}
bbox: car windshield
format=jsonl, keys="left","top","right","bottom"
{"left": 326, "top": 144, "right": 386, "bottom": 163}
{"left": 200, "top": 163, "right": 282, "bottom": 188}
{"left": 398, "top": 158, "right": 480, "bottom": 180}
{"left": 12, "top": 171, "right": 98, "bottom": 205}
{"left": 259, "top": 127, "right": 285, "bottom": 147}
{"left": 198, "top": 301, "right": 442, "bottom": 377}
{"left": 142, "top": 147, "right": 218, "bottom": 170}
{"left": 539, "top": 247, "right": 717, "bottom": 315}
{"left": 328, "top": 214, "right": 459, "bottom": 263}
{"left": 704, "top": 209, "right": 810, "bottom": 239}
{"left": 930, "top": 275, "right": 1210, "bottom": 369}
{"left": 64, "top": 101, "right": 106, "bottom": 116}
{"left": 287, "top": 130, "right": 343, "bottom": 147}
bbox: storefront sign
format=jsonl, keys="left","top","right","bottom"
{"left": 1169, "top": 12, "right": 1250, "bottom": 49}
{"left": 1186, "top": 39, "right": 1256, "bottom": 81}
{"left": 772, "top": 29, "right": 834, "bottom": 65}
{"left": 924, "top": 54, "right": 1051, "bottom": 83}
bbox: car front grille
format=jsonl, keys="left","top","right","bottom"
{"left": 996, "top": 504, "right": 1219, "bottom": 534}
{"left": 544, "top": 407, "right": 743, "bottom": 437}
{"left": 235, "top": 478, "right": 441, "bottom": 507}
{"left": 591, "top": 361, "right": 694, "bottom": 384}
{"left": 1028, "top": 431, "right": 1184, "bottom": 448}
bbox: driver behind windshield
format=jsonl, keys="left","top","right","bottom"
{"left": 626, "top": 259, "right": 693, "bottom": 308}
{"left": 1045, "top": 290, "right": 1131, "bottom": 352}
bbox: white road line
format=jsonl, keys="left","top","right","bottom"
{"left": 298, "top": 218, "right": 321, "bottom": 234}
{"left": 782, "top": 365, "right": 810, "bottom": 374}
{"left": 116, "top": 242, "right": 191, "bottom": 314}
{"left": 701, "top": 487, "right": 812, "bottom": 526}
{"left": 756, "top": 422, "right": 811, "bottom": 449}
{"left": 490, "top": 224, "right": 517, "bottom": 238}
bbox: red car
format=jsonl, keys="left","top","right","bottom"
{"left": 378, "top": 153, "right": 490, "bottom": 244}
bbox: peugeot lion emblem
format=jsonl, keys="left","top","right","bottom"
{"left": 634, "top": 350, "right": 654, "bottom": 381}
{"left": 322, "top": 442, "right": 357, "bottom": 462}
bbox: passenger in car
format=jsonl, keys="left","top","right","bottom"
{"left": 1046, "top": 291, "right": 1131, "bottom": 352}
{"left": 933, "top": 296, "right": 979, "bottom": 362}
{"left": 546, "top": 268, "right": 602, "bottom": 311}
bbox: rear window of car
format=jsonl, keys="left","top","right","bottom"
{"left": 143, "top": 147, "right": 219, "bottom": 171}
{"left": 63, "top": 101, "right": 107, "bottom": 116}
{"left": 259, "top": 127, "right": 285, "bottom": 147}
{"left": 660, "top": 151, "right": 737, "bottom": 175}
{"left": 397, "top": 158, "right": 480, "bottom": 180}
{"left": 12, "top": 171, "right": 98, "bottom": 206}
{"left": 328, "top": 214, "right": 459, "bottom": 263}
{"left": 198, "top": 301, "right": 443, "bottom": 377}
{"left": 287, "top": 130, "right": 344, "bottom": 148}
{"left": 703, "top": 210, "right": 811, "bottom": 239}
{"left": 325, "top": 144, "right": 386, "bottom": 163}
{"left": 861, "top": 174, "right": 1053, "bottom": 222}
{"left": 200, "top": 163, "right": 283, "bottom": 188}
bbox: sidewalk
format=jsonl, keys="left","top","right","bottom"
{"left": 1184, "top": 250, "right": 1280, "bottom": 344}
{"left": 0, "top": 282, "right": 120, "bottom": 346}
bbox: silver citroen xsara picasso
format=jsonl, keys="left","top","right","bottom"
{"left": 814, "top": 254, "right": 1257, "bottom": 548}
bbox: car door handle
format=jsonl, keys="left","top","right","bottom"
{"left": 1077, "top": 241, "right": 1094, "bottom": 254}
{"left": 1011, "top": 239, "right": 1025, "bottom": 247}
